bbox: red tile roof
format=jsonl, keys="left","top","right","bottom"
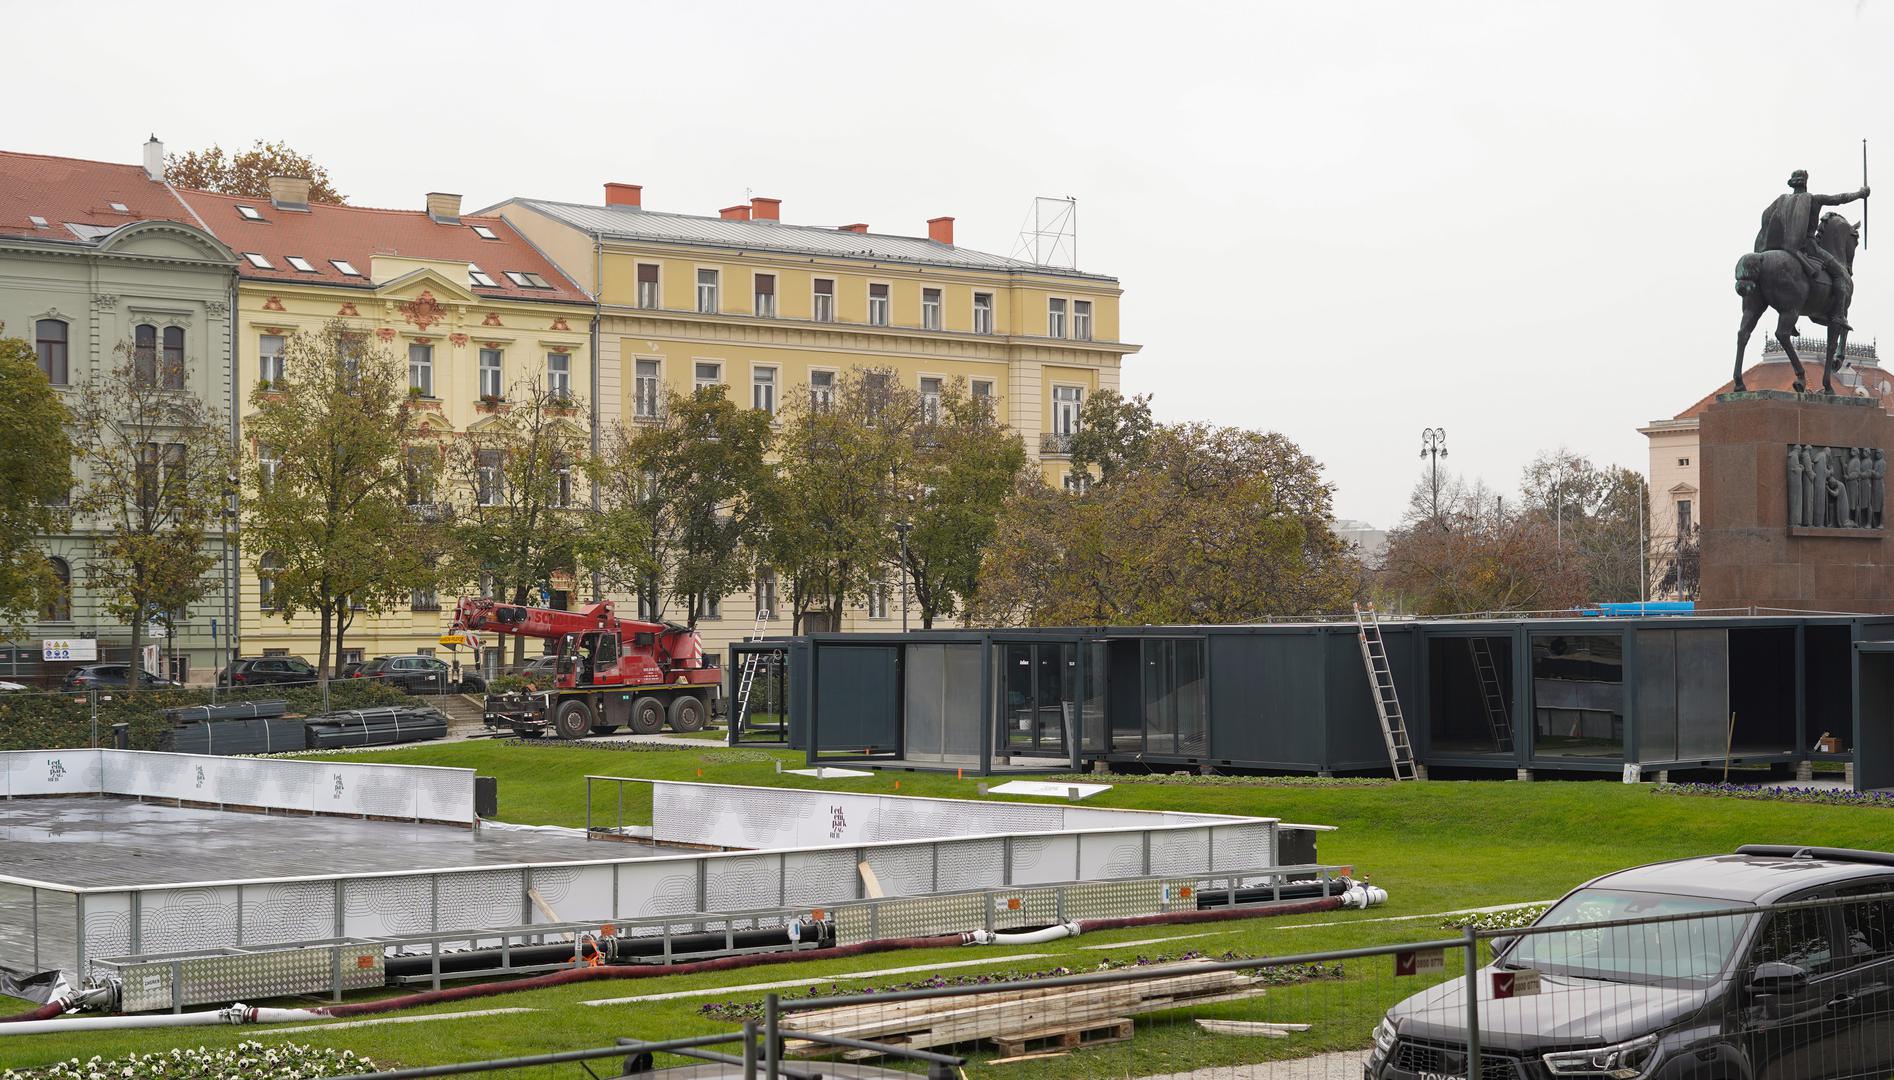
{"left": 0, "top": 150, "right": 203, "bottom": 242}
{"left": 172, "top": 187, "right": 590, "bottom": 304}
{"left": 1676, "top": 358, "right": 1894, "bottom": 419}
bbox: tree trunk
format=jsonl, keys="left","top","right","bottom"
{"left": 317, "top": 597, "right": 335, "bottom": 678}
{"left": 511, "top": 583, "right": 529, "bottom": 665}
{"left": 126, "top": 606, "right": 146, "bottom": 698}
{"left": 334, "top": 605, "right": 350, "bottom": 680}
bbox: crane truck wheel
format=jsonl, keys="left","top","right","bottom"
{"left": 668, "top": 694, "right": 706, "bottom": 732}
{"left": 628, "top": 695, "right": 666, "bottom": 735}
{"left": 552, "top": 699, "right": 593, "bottom": 741}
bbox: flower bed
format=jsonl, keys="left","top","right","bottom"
{"left": 696, "top": 951, "right": 1341, "bottom": 1023}
{"left": 1441, "top": 904, "right": 1549, "bottom": 931}
{"left": 3, "top": 1042, "right": 374, "bottom": 1079}
{"left": 1653, "top": 782, "right": 1894, "bottom": 809}
{"left": 1039, "top": 772, "right": 1392, "bottom": 789}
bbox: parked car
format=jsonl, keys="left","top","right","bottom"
{"left": 356, "top": 655, "right": 485, "bottom": 694}
{"left": 509, "top": 654, "right": 561, "bottom": 683}
{"left": 59, "top": 664, "right": 180, "bottom": 690}
{"left": 221, "top": 656, "right": 319, "bottom": 687}
{"left": 338, "top": 660, "right": 368, "bottom": 680}
{"left": 1368, "top": 844, "right": 1894, "bottom": 1080}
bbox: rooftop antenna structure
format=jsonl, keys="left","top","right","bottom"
{"left": 1011, "top": 196, "right": 1078, "bottom": 268}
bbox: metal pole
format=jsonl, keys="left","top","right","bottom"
{"left": 741, "top": 1019, "right": 759, "bottom": 1080}
{"left": 89, "top": 689, "right": 99, "bottom": 748}
{"left": 1464, "top": 925, "right": 1482, "bottom": 1080}
{"left": 764, "top": 991, "right": 781, "bottom": 1079}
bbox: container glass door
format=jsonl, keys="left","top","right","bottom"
{"left": 996, "top": 642, "right": 1075, "bottom": 759}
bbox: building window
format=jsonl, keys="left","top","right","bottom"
{"left": 1072, "top": 299, "right": 1093, "bottom": 341}
{"left": 285, "top": 255, "right": 317, "bottom": 273}
{"left": 331, "top": 259, "right": 361, "bottom": 277}
{"left": 161, "top": 326, "right": 185, "bottom": 388}
{"left": 136, "top": 442, "right": 185, "bottom": 510}
{"left": 409, "top": 343, "right": 433, "bottom": 397}
{"left": 41, "top": 557, "right": 71, "bottom": 623}
{"left": 921, "top": 288, "right": 942, "bottom": 330}
{"left": 258, "top": 443, "right": 281, "bottom": 490}
{"left": 756, "top": 568, "right": 777, "bottom": 622}
{"left": 258, "top": 553, "right": 283, "bottom": 611}
{"left": 479, "top": 348, "right": 503, "bottom": 399}
{"left": 1676, "top": 499, "right": 1693, "bottom": 535}
{"left": 1053, "top": 384, "right": 1083, "bottom": 436}
{"left": 471, "top": 225, "right": 498, "bottom": 241}
{"left": 635, "top": 359, "right": 661, "bottom": 418}
{"left": 554, "top": 457, "right": 573, "bottom": 507}
{"left": 133, "top": 324, "right": 158, "bottom": 386}
{"left": 547, "top": 352, "right": 571, "bottom": 398}
{"left": 1047, "top": 298, "right": 1067, "bottom": 338}
{"left": 696, "top": 268, "right": 719, "bottom": 314}
{"left": 242, "top": 252, "right": 274, "bottom": 269}
{"left": 637, "top": 263, "right": 660, "bottom": 309}
{"left": 405, "top": 446, "right": 435, "bottom": 506}
{"left": 259, "top": 334, "right": 286, "bottom": 388}
{"left": 1063, "top": 471, "right": 1090, "bottom": 495}
{"left": 694, "top": 362, "right": 722, "bottom": 392}
{"left": 867, "top": 579, "right": 889, "bottom": 620}
{"left": 701, "top": 592, "right": 721, "bottom": 620}
{"left": 919, "top": 376, "right": 942, "bottom": 423}
{"left": 34, "top": 319, "right": 68, "bottom": 385}
{"left": 1678, "top": 457, "right": 1690, "bottom": 467}
{"left": 754, "top": 273, "right": 776, "bottom": 317}
{"left": 812, "top": 278, "right": 835, "bottom": 323}
{"left": 867, "top": 283, "right": 890, "bottom": 326}
{"left": 972, "top": 292, "right": 994, "bottom": 335}
{"left": 468, "top": 264, "right": 497, "bottom": 288}
{"left": 752, "top": 366, "right": 777, "bottom": 415}
{"left": 972, "top": 379, "right": 995, "bottom": 412}
{"left": 810, "top": 370, "right": 835, "bottom": 411}
{"left": 412, "top": 586, "right": 439, "bottom": 611}
{"left": 476, "top": 449, "right": 504, "bottom": 506}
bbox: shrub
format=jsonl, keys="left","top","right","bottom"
{"left": 0, "top": 681, "right": 410, "bottom": 751}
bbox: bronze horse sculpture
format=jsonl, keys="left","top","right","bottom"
{"left": 1733, "top": 212, "right": 1860, "bottom": 394}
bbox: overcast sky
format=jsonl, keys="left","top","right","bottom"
{"left": 11, "top": 1, "right": 1891, "bottom": 526}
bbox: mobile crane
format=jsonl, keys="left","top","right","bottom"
{"left": 447, "top": 596, "right": 721, "bottom": 740}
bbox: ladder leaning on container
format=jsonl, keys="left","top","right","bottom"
{"left": 1354, "top": 603, "right": 1419, "bottom": 780}
{"left": 1466, "top": 637, "right": 1514, "bottom": 753}
{"left": 731, "top": 607, "right": 772, "bottom": 734}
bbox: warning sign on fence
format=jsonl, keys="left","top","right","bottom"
{"left": 1491, "top": 968, "right": 1540, "bottom": 998}
{"left": 1394, "top": 948, "right": 1444, "bottom": 977}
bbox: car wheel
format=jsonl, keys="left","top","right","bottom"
{"left": 628, "top": 696, "right": 666, "bottom": 735}
{"left": 553, "top": 699, "right": 592, "bottom": 740}
{"left": 667, "top": 694, "right": 706, "bottom": 733}
{"left": 461, "top": 676, "right": 486, "bottom": 694}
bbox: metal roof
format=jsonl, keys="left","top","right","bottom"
{"left": 508, "top": 199, "right": 1118, "bottom": 282}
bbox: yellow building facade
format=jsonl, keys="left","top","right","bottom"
{"left": 492, "top": 188, "right": 1138, "bottom": 651}
{"left": 174, "top": 183, "right": 597, "bottom": 669}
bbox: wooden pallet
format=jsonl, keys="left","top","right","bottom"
{"left": 992, "top": 1016, "right": 1134, "bottom": 1057}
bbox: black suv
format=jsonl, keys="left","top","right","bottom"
{"left": 221, "top": 656, "right": 319, "bottom": 686}
{"left": 1369, "top": 845, "right": 1894, "bottom": 1080}
{"left": 357, "top": 655, "right": 485, "bottom": 694}
{"left": 59, "top": 664, "right": 180, "bottom": 690}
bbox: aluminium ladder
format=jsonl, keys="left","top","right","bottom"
{"left": 731, "top": 606, "right": 772, "bottom": 734}
{"left": 1465, "top": 637, "right": 1514, "bottom": 752}
{"left": 1354, "top": 604, "right": 1419, "bottom": 781}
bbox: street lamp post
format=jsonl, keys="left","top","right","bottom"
{"left": 894, "top": 519, "right": 913, "bottom": 632}
{"left": 1419, "top": 428, "right": 1448, "bottom": 520}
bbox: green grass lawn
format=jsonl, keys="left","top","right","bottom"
{"left": 6, "top": 743, "right": 1891, "bottom": 1076}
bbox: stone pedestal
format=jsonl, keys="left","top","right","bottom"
{"left": 1699, "top": 390, "right": 1893, "bottom": 613}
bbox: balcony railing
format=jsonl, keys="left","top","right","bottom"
{"left": 1040, "top": 431, "right": 1076, "bottom": 456}
{"left": 407, "top": 502, "right": 450, "bottom": 523}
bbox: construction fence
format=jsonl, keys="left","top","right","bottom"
{"left": 332, "top": 888, "right": 1894, "bottom": 1079}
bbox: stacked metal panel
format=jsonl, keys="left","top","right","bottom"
{"left": 163, "top": 717, "right": 310, "bottom": 755}
{"left": 303, "top": 705, "right": 447, "bottom": 749}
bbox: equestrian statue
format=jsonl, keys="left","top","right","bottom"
{"left": 1733, "top": 168, "right": 1869, "bottom": 395}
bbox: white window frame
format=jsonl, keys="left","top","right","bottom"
{"left": 547, "top": 351, "right": 571, "bottom": 398}
{"left": 242, "top": 252, "right": 274, "bottom": 269}
{"left": 331, "top": 259, "right": 361, "bottom": 277}
{"left": 972, "top": 291, "right": 994, "bottom": 335}
{"left": 1072, "top": 299, "right": 1093, "bottom": 341}
{"left": 258, "top": 334, "right": 286, "bottom": 387}
{"left": 693, "top": 360, "right": 723, "bottom": 392}
{"left": 1047, "top": 297, "right": 1067, "bottom": 339}
{"left": 258, "top": 443, "right": 281, "bottom": 490}
{"left": 236, "top": 205, "right": 265, "bottom": 222}
{"left": 920, "top": 287, "right": 942, "bottom": 331}
{"left": 809, "top": 368, "right": 836, "bottom": 411}
{"left": 469, "top": 264, "right": 497, "bottom": 288}
{"left": 812, "top": 278, "right": 836, "bottom": 323}
{"left": 867, "top": 282, "right": 890, "bottom": 327}
{"left": 471, "top": 225, "right": 498, "bottom": 240}
{"left": 636, "top": 262, "right": 661, "bottom": 309}
{"left": 634, "top": 358, "right": 662, "bottom": 419}
{"left": 1063, "top": 471, "right": 1090, "bottom": 495}
{"left": 479, "top": 348, "right": 503, "bottom": 399}
{"left": 971, "top": 378, "right": 995, "bottom": 408}
{"left": 476, "top": 450, "right": 504, "bottom": 506}
{"left": 753, "top": 272, "right": 777, "bottom": 318}
{"left": 1052, "top": 383, "right": 1084, "bottom": 435}
{"left": 696, "top": 268, "right": 720, "bottom": 314}
{"left": 285, "top": 255, "right": 317, "bottom": 273}
{"left": 752, "top": 365, "right": 778, "bottom": 416}
{"left": 409, "top": 343, "right": 434, "bottom": 397}
{"left": 867, "top": 580, "right": 890, "bottom": 620}
{"left": 919, "top": 375, "right": 943, "bottom": 423}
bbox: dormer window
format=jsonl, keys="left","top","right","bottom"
{"left": 471, "top": 225, "right": 498, "bottom": 240}
{"left": 503, "top": 271, "right": 531, "bottom": 287}
{"left": 285, "top": 256, "right": 316, "bottom": 273}
{"left": 503, "top": 271, "right": 552, "bottom": 289}
{"left": 523, "top": 272, "right": 550, "bottom": 288}
{"left": 331, "top": 259, "right": 361, "bottom": 277}
{"left": 237, "top": 205, "right": 266, "bottom": 222}
{"left": 242, "top": 252, "right": 275, "bottom": 269}
{"left": 469, "top": 264, "right": 497, "bottom": 288}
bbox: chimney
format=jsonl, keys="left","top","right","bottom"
{"left": 927, "top": 216, "right": 955, "bottom": 245}
{"left": 719, "top": 204, "right": 752, "bottom": 221}
{"left": 267, "top": 175, "right": 311, "bottom": 211}
{"left": 838, "top": 223, "right": 869, "bottom": 234}
{"left": 426, "top": 192, "right": 462, "bottom": 224}
{"left": 142, "top": 134, "right": 164, "bottom": 182}
{"left": 750, "top": 197, "right": 781, "bottom": 221}
{"left": 604, "top": 182, "right": 642, "bottom": 208}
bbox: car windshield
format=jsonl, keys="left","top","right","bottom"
{"left": 1505, "top": 888, "right": 1754, "bottom": 985}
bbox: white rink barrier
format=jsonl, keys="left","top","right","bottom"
{"left": 0, "top": 749, "right": 475, "bottom": 823}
